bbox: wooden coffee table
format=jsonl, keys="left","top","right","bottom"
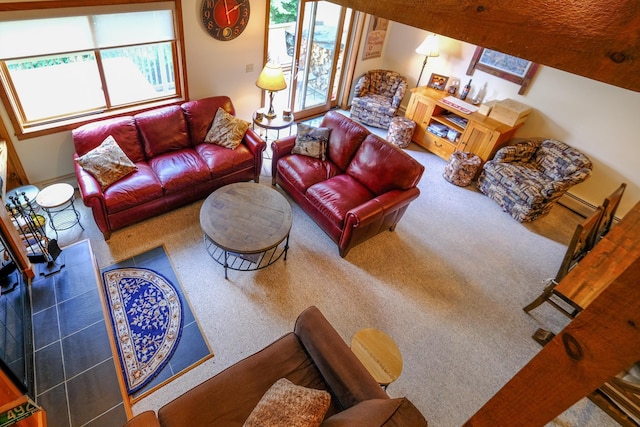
{"left": 200, "top": 182, "right": 292, "bottom": 279}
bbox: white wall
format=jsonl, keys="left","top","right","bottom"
{"left": 2, "top": 5, "right": 639, "bottom": 216}
{"left": 382, "top": 23, "right": 640, "bottom": 216}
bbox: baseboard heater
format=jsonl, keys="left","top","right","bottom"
{"left": 558, "top": 192, "right": 621, "bottom": 224}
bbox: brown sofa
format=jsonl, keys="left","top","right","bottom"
{"left": 72, "top": 96, "right": 266, "bottom": 239}
{"left": 271, "top": 111, "right": 424, "bottom": 257}
{"left": 124, "top": 306, "right": 427, "bottom": 426}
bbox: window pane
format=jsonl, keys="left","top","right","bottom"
{"left": 101, "top": 42, "right": 176, "bottom": 106}
{"left": 7, "top": 53, "right": 106, "bottom": 122}
{"left": 93, "top": 10, "right": 175, "bottom": 48}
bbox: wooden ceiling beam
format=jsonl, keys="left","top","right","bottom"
{"left": 328, "top": 0, "right": 640, "bottom": 93}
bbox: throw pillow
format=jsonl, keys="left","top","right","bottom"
{"left": 204, "top": 107, "right": 250, "bottom": 149}
{"left": 75, "top": 135, "right": 137, "bottom": 189}
{"left": 243, "top": 378, "right": 331, "bottom": 427}
{"left": 292, "top": 123, "right": 331, "bottom": 160}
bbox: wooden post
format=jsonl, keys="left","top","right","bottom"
{"left": 465, "top": 256, "right": 640, "bottom": 426}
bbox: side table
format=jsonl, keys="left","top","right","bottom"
{"left": 351, "top": 328, "right": 403, "bottom": 389}
{"left": 36, "top": 183, "right": 84, "bottom": 239}
{"left": 252, "top": 111, "right": 294, "bottom": 142}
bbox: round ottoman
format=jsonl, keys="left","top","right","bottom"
{"left": 387, "top": 117, "right": 416, "bottom": 149}
{"left": 443, "top": 151, "right": 482, "bottom": 186}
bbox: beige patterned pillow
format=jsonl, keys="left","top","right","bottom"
{"left": 292, "top": 123, "right": 331, "bottom": 160}
{"left": 204, "top": 107, "right": 250, "bottom": 149}
{"left": 76, "top": 135, "right": 137, "bottom": 189}
{"left": 243, "top": 378, "right": 331, "bottom": 427}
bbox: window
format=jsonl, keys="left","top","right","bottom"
{"left": 0, "top": 2, "right": 185, "bottom": 137}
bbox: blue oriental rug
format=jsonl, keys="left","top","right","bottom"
{"left": 102, "top": 268, "right": 182, "bottom": 394}
{"left": 101, "top": 246, "right": 212, "bottom": 399}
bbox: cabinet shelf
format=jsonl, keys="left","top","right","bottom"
{"left": 405, "top": 87, "right": 526, "bottom": 163}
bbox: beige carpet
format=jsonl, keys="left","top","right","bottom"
{"left": 55, "top": 142, "right": 616, "bottom": 426}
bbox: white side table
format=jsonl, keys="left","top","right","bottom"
{"left": 36, "top": 183, "right": 84, "bottom": 239}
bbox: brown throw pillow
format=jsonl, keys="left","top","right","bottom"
{"left": 75, "top": 135, "right": 137, "bottom": 189}
{"left": 243, "top": 378, "right": 331, "bottom": 427}
{"left": 204, "top": 107, "right": 250, "bottom": 149}
{"left": 292, "top": 123, "right": 331, "bottom": 160}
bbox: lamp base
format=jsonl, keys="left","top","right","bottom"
{"left": 265, "top": 91, "right": 277, "bottom": 119}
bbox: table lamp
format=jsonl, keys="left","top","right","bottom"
{"left": 256, "top": 63, "right": 287, "bottom": 119}
{"left": 415, "top": 34, "right": 439, "bottom": 87}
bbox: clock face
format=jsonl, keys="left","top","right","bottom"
{"left": 201, "top": 0, "right": 250, "bottom": 41}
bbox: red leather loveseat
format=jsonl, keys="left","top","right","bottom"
{"left": 272, "top": 111, "right": 424, "bottom": 257}
{"left": 72, "top": 96, "right": 265, "bottom": 239}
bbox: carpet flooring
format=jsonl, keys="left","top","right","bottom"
{"left": 55, "top": 138, "right": 618, "bottom": 426}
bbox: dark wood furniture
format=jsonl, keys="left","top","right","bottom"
{"left": 200, "top": 183, "right": 292, "bottom": 279}
{"left": 466, "top": 200, "right": 640, "bottom": 426}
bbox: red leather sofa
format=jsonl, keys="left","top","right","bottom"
{"left": 124, "top": 306, "right": 427, "bottom": 426}
{"left": 72, "top": 96, "right": 265, "bottom": 239}
{"left": 272, "top": 111, "right": 424, "bottom": 257}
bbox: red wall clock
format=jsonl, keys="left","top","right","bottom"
{"left": 201, "top": 0, "right": 250, "bottom": 41}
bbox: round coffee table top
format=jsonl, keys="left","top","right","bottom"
{"left": 351, "top": 328, "right": 403, "bottom": 387}
{"left": 200, "top": 183, "right": 292, "bottom": 254}
{"left": 253, "top": 112, "right": 294, "bottom": 130}
{"left": 35, "top": 183, "right": 75, "bottom": 209}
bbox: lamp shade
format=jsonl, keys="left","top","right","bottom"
{"left": 256, "top": 63, "right": 287, "bottom": 92}
{"left": 415, "top": 34, "right": 440, "bottom": 57}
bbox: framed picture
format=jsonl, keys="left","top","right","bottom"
{"left": 362, "top": 16, "right": 389, "bottom": 60}
{"left": 466, "top": 47, "right": 539, "bottom": 95}
{"left": 428, "top": 73, "right": 449, "bottom": 90}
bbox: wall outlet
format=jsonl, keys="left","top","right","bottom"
{"left": 246, "top": 64, "right": 254, "bottom": 73}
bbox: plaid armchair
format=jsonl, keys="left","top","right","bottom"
{"left": 478, "top": 138, "right": 593, "bottom": 222}
{"left": 349, "top": 69, "right": 407, "bottom": 129}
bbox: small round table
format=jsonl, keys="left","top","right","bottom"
{"left": 252, "top": 112, "right": 294, "bottom": 142}
{"left": 35, "top": 183, "right": 84, "bottom": 239}
{"left": 351, "top": 328, "right": 403, "bottom": 389}
{"left": 200, "top": 183, "right": 292, "bottom": 279}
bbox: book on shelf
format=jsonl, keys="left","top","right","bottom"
{"left": 442, "top": 114, "right": 468, "bottom": 128}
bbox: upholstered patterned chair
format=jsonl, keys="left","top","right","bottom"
{"left": 478, "top": 138, "right": 593, "bottom": 222}
{"left": 350, "top": 69, "right": 407, "bottom": 129}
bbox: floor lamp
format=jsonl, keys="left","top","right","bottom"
{"left": 415, "top": 34, "right": 439, "bottom": 88}
{"left": 256, "top": 63, "right": 287, "bottom": 119}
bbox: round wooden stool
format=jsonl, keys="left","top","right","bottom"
{"left": 351, "top": 328, "right": 403, "bottom": 389}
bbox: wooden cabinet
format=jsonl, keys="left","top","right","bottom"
{"left": 405, "top": 87, "right": 524, "bottom": 162}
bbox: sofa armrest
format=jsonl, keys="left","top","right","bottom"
{"left": 243, "top": 127, "right": 267, "bottom": 157}
{"left": 271, "top": 135, "right": 297, "bottom": 184}
{"left": 123, "top": 410, "right": 161, "bottom": 427}
{"left": 74, "top": 156, "right": 111, "bottom": 238}
{"left": 345, "top": 188, "right": 420, "bottom": 229}
{"left": 294, "top": 306, "right": 388, "bottom": 410}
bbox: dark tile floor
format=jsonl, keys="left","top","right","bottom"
{"left": 31, "top": 240, "right": 127, "bottom": 427}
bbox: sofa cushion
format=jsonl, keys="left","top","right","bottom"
{"left": 182, "top": 96, "right": 235, "bottom": 145}
{"left": 276, "top": 155, "right": 341, "bottom": 194}
{"left": 320, "top": 111, "right": 369, "bottom": 171}
{"left": 195, "top": 143, "right": 255, "bottom": 178}
{"left": 292, "top": 123, "right": 331, "bottom": 160}
{"left": 347, "top": 134, "right": 424, "bottom": 196}
{"left": 135, "top": 105, "right": 191, "bottom": 158}
{"left": 306, "top": 175, "right": 374, "bottom": 227}
{"left": 148, "top": 148, "right": 211, "bottom": 193}
{"left": 244, "top": 378, "right": 331, "bottom": 427}
{"left": 75, "top": 135, "right": 137, "bottom": 189}
{"left": 72, "top": 116, "right": 146, "bottom": 163}
{"left": 204, "top": 107, "right": 250, "bottom": 149}
{"left": 103, "top": 163, "right": 164, "bottom": 214}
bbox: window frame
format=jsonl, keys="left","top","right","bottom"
{"left": 0, "top": 0, "right": 188, "bottom": 140}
